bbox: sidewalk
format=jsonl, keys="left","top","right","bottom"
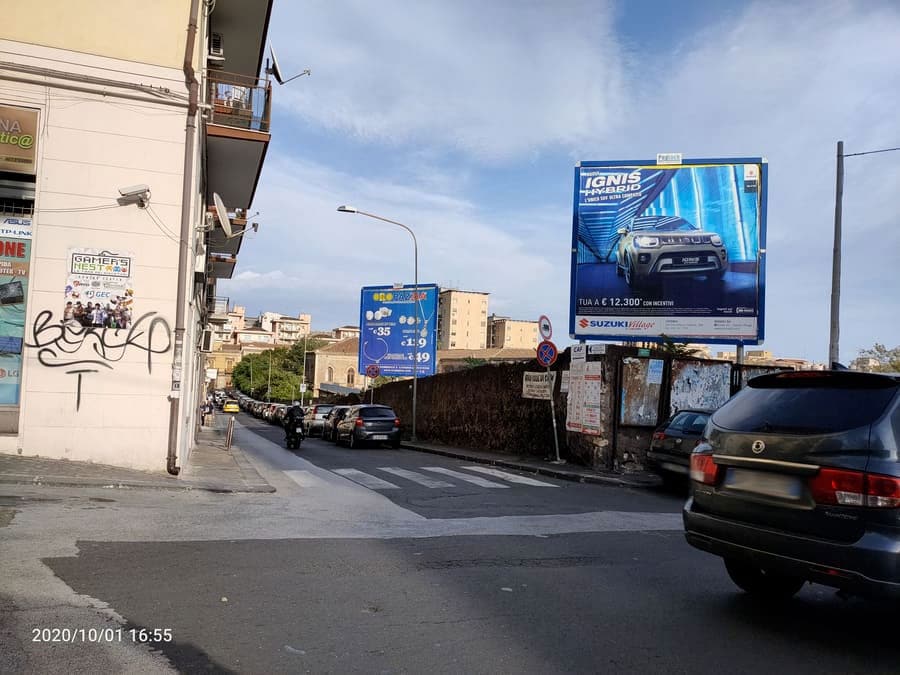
{"left": 0, "top": 418, "right": 274, "bottom": 493}
{"left": 400, "top": 441, "right": 662, "bottom": 488}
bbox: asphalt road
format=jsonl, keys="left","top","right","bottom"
{"left": 238, "top": 413, "right": 678, "bottom": 519}
{"left": 5, "top": 415, "right": 899, "bottom": 674}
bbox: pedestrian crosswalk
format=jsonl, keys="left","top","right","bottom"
{"left": 325, "top": 465, "right": 559, "bottom": 492}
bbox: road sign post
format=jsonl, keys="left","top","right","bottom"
{"left": 536, "top": 339, "right": 563, "bottom": 464}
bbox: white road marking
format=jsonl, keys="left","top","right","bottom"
{"left": 422, "top": 467, "right": 509, "bottom": 488}
{"left": 461, "top": 466, "right": 559, "bottom": 487}
{"left": 378, "top": 467, "right": 455, "bottom": 488}
{"left": 333, "top": 468, "right": 401, "bottom": 490}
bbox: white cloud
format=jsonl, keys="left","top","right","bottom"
{"left": 227, "top": 1, "right": 900, "bottom": 361}
{"left": 268, "top": 0, "right": 625, "bottom": 161}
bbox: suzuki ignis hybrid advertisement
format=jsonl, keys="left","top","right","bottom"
{"left": 569, "top": 157, "right": 767, "bottom": 343}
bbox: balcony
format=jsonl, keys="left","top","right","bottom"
{"left": 205, "top": 71, "right": 271, "bottom": 215}
{"left": 208, "top": 72, "right": 271, "bottom": 133}
{"left": 207, "top": 296, "right": 230, "bottom": 323}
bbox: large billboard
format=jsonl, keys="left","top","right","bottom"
{"left": 358, "top": 284, "right": 438, "bottom": 377}
{"left": 570, "top": 157, "right": 767, "bottom": 344}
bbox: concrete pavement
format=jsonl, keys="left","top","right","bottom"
{"left": 0, "top": 416, "right": 273, "bottom": 494}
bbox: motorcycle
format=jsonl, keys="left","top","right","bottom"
{"left": 285, "top": 424, "right": 304, "bottom": 450}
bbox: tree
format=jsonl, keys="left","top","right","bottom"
{"left": 656, "top": 334, "right": 703, "bottom": 358}
{"left": 856, "top": 343, "right": 900, "bottom": 373}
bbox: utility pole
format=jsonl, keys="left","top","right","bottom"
{"left": 267, "top": 349, "right": 273, "bottom": 401}
{"left": 300, "top": 332, "right": 308, "bottom": 406}
{"left": 828, "top": 140, "right": 844, "bottom": 368}
{"left": 827, "top": 140, "right": 900, "bottom": 368}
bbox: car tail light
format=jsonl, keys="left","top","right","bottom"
{"left": 809, "top": 468, "right": 900, "bottom": 508}
{"left": 652, "top": 431, "right": 666, "bottom": 441}
{"left": 690, "top": 453, "right": 721, "bottom": 485}
{"left": 394, "top": 418, "right": 401, "bottom": 427}
{"left": 355, "top": 418, "right": 364, "bottom": 428}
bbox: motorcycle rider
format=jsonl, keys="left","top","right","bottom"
{"left": 283, "top": 401, "right": 305, "bottom": 447}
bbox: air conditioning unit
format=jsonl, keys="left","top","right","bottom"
{"left": 208, "top": 32, "right": 225, "bottom": 67}
{"left": 200, "top": 329, "right": 213, "bottom": 353}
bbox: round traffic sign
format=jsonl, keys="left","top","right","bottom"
{"left": 538, "top": 315, "right": 552, "bottom": 340}
{"left": 365, "top": 364, "right": 380, "bottom": 378}
{"left": 536, "top": 340, "right": 558, "bottom": 367}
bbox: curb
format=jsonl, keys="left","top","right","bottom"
{"left": 0, "top": 473, "right": 276, "bottom": 493}
{"left": 400, "top": 443, "right": 662, "bottom": 488}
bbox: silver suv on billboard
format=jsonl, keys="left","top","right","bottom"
{"left": 615, "top": 215, "right": 728, "bottom": 289}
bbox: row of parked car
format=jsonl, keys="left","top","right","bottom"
{"left": 221, "top": 392, "right": 403, "bottom": 449}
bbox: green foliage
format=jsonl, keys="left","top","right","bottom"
{"left": 656, "top": 334, "right": 703, "bottom": 358}
{"left": 232, "top": 347, "right": 304, "bottom": 401}
{"left": 857, "top": 343, "right": 900, "bottom": 372}
{"left": 463, "top": 357, "right": 488, "bottom": 369}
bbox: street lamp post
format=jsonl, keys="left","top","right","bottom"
{"left": 337, "top": 205, "right": 420, "bottom": 441}
{"left": 829, "top": 141, "right": 900, "bottom": 367}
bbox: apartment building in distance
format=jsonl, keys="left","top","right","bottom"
{"left": 487, "top": 314, "right": 539, "bottom": 349}
{"left": 259, "top": 311, "right": 311, "bottom": 346}
{"left": 437, "top": 289, "right": 489, "bottom": 350}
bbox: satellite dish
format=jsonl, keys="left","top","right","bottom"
{"left": 266, "top": 45, "right": 311, "bottom": 85}
{"left": 213, "top": 192, "right": 232, "bottom": 237}
{"left": 269, "top": 46, "right": 284, "bottom": 85}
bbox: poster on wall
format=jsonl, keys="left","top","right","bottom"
{"left": 570, "top": 157, "right": 767, "bottom": 344}
{"left": 0, "top": 230, "right": 32, "bottom": 405}
{"left": 64, "top": 249, "right": 135, "bottom": 329}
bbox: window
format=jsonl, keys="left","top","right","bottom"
{"left": 327, "top": 366, "right": 334, "bottom": 382}
{"left": 347, "top": 368, "right": 355, "bottom": 386}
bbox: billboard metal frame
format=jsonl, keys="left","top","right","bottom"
{"left": 569, "top": 156, "right": 768, "bottom": 346}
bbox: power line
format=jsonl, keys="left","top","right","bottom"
{"left": 843, "top": 146, "right": 900, "bottom": 158}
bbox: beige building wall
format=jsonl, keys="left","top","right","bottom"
{"left": 3, "top": 0, "right": 192, "bottom": 69}
{"left": 438, "top": 290, "right": 489, "bottom": 350}
{"left": 311, "top": 353, "right": 358, "bottom": 397}
{"left": 0, "top": 31, "right": 203, "bottom": 470}
{"left": 490, "top": 318, "right": 538, "bottom": 349}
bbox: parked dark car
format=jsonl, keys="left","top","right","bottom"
{"left": 336, "top": 405, "right": 401, "bottom": 449}
{"left": 684, "top": 370, "right": 900, "bottom": 600}
{"left": 302, "top": 404, "right": 334, "bottom": 437}
{"left": 646, "top": 408, "right": 713, "bottom": 480}
{"left": 322, "top": 406, "right": 351, "bottom": 442}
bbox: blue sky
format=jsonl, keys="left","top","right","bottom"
{"left": 219, "top": 0, "right": 900, "bottom": 364}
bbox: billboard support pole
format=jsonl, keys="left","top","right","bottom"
{"left": 829, "top": 140, "right": 843, "bottom": 368}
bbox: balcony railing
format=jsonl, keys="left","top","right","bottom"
{"left": 207, "top": 72, "right": 272, "bottom": 133}
{"left": 208, "top": 296, "right": 229, "bottom": 315}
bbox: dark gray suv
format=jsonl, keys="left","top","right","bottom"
{"left": 684, "top": 370, "right": 900, "bottom": 600}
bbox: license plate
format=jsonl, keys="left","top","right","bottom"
{"left": 295, "top": 428, "right": 302, "bottom": 433}
{"left": 373, "top": 435, "right": 388, "bottom": 440}
{"left": 680, "top": 256, "right": 700, "bottom": 264}
{"left": 724, "top": 468, "right": 803, "bottom": 499}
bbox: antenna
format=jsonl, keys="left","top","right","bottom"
{"left": 210, "top": 193, "right": 260, "bottom": 240}
{"left": 213, "top": 192, "right": 232, "bottom": 237}
{"left": 266, "top": 46, "right": 311, "bottom": 85}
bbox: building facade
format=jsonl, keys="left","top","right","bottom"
{"left": 305, "top": 337, "right": 360, "bottom": 398}
{"left": 486, "top": 315, "right": 539, "bottom": 349}
{"left": 0, "top": 0, "right": 274, "bottom": 472}
{"left": 437, "top": 289, "right": 489, "bottom": 350}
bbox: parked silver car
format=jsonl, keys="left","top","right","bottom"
{"left": 616, "top": 215, "right": 728, "bottom": 289}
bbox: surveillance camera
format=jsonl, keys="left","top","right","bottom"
{"left": 118, "top": 184, "right": 150, "bottom": 198}
{"left": 251, "top": 222, "right": 259, "bottom": 232}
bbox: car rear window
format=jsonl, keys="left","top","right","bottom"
{"left": 714, "top": 374, "right": 898, "bottom": 434}
{"left": 670, "top": 412, "right": 709, "bottom": 433}
{"left": 360, "top": 407, "right": 396, "bottom": 419}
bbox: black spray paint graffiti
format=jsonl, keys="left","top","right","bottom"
{"left": 25, "top": 309, "right": 173, "bottom": 411}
